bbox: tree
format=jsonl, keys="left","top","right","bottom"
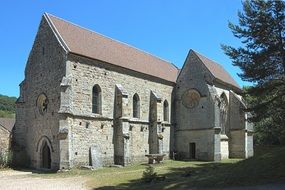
{"left": 222, "top": 0, "right": 285, "bottom": 144}
{"left": 243, "top": 86, "right": 285, "bottom": 145}
{"left": 142, "top": 165, "right": 157, "bottom": 183}
{"left": 0, "top": 94, "right": 16, "bottom": 118}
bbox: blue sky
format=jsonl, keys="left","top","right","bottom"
{"left": 0, "top": 0, "right": 250, "bottom": 97}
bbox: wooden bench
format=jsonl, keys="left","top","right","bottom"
{"left": 145, "top": 154, "right": 166, "bottom": 164}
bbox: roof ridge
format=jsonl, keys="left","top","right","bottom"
{"left": 45, "top": 13, "right": 178, "bottom": 70}
{"left": 44, "top": 13, "right": 70, "bottom": 52}
{"left": 191, "top": 49, "right": 241, "bottom": 89}
{"left": 191, "top": 49, "right": 224, "bottom": 68}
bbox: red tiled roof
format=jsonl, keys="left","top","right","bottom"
{"left": 0, "top": 118, "right": 15, "bottom": 132}
{"left": 45, "top": 13, "right": 179, "bottom": 83}
{"left": 193, "top": 50, "right": 241, "bottom": 89}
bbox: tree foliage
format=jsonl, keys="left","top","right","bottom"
{"left": 142, "top": 165, "right": 157, "bottom": 183}
{"left": 0, "top": 94, "right": 16, "bottom": 118}
{"left": 222, "top": 0, "right": 285, "bottom": 144}
{"left": 243, "top": 86, "right": 285, "bottom": 145}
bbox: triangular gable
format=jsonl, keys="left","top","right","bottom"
{"left": 192, "top": 50, "right": 241, "bottom": 90}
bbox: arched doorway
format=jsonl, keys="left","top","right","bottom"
{"left": 37, "top": 136, "right": 53, "bottom": 169}
{"left": 42, "top": 142, "right": 51, "bottom": 169}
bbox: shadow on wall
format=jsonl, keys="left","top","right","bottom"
{"left": 92, "top": 146, "right": 285, "bottom": 190}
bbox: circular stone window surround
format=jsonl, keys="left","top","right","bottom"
{"left": 36, "top": 93, "right": 49, "bottom": 115}
{"left": 182, "top": 89, "right": 201, "bottom": 109}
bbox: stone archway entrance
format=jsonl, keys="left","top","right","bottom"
{"left": 37, "top": 136, "right": 53, "bottom": 169}
{"left": 42, "top": 142, "right": 51, "bottom": 169}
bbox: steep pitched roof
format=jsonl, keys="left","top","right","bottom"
{"left": 0, "top": 118, "right": 15, "bottom": 132}
{"left": 192, "top": 50, "right": 241, "bottom": 90}
{"left": 45, "top": 13, "right": 179, "bottom": 83}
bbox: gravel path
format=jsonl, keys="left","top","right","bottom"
{"left": 1, "top": 170, "right": 284, "bottom": 190}
{"left": 0, "top": 170, "right": 87, "bottom": 190}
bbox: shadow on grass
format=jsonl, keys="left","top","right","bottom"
{"left": 93, "top": 146, "right": 285, "bottom": 190}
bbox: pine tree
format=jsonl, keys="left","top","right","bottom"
{"left": 142, "top": 165, "right": 157, "bottom": 183}
{"left": 222, "top": 0, "right": 285, "bottom": 144}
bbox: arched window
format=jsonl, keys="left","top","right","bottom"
{"left": 92, "top": 85, "right": 102, "bottom": 114}
{"left": 133, "top": 93, "right": 140, "bottom": 118}
{"left": 163, "top": 100, "right": 169, "bottom": 122}
{"left": 219, "top": 93, "right": 228, "bottom": 134}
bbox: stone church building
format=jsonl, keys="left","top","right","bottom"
{"left": 13, "top": 13, "right": 253, "bottom": 170}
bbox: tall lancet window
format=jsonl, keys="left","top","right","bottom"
{"left": 163, "top": 100, "right": 169, "bottom": 122}
{"left": 92, "top": 85, "right": 102, "bottom": 114}
{"left": 220, "top": 93, "right": 228, "bottom": 135}
{"left": 133, "top": 93, "right": 140, "bottom": 118}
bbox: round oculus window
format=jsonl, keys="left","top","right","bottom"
{"left": 37, "top": 93, "right": 48, "bottom": 115}
{"left": 182, "top": 89, "right": 201, "bottom": 109}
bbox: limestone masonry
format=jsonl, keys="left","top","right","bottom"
{"left": 13, "top": 13, "right": 253, "bottom": 170}
{"left": 0, "top": 118, "right": 14, "bottom": 155}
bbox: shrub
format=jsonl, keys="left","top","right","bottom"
{"left": 0, "top": 150, "right": 13, "bottom": 168}
{"left": 142, "top": 165, "right": 157, "bottom": 183}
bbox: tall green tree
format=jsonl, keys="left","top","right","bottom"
{"left": 222, "top": 0, "right": 285, "bottom": 144}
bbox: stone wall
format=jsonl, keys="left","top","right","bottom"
{"left": 14, "top": 15, "right": 254, "bottom": 169}
{"left": 174, "top": 50, "right": 252, "bottom": 161}
{"left": 175, "top": 129, "right": 215, "bottom": 160}
{"left": 61, "top": 53, "right": 174, "bottom": 167}
{"left": 0, "top": 127, "right": 10, "bottom": 154}
{"left": 175, "top": 50, "right": 217, "bottom": 160}
{"left": 13, "top": 15, "right": 67, "bottom": 170}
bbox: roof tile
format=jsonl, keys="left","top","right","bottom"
{"left": 46, "top": 13, "right": 179, "bottom": 83}
{"left": 0, "top": 118, "right": 15, "bottom": 132}
{"left": 193, "top": 50, "right": 241, "bottom": 89}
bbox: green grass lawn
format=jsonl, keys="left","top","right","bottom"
{"left": 33, "top": 146, "right": 285, "bottom": 189}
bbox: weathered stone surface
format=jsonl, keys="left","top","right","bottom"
{"left": 13, "top": 15, "right": 253, "bottom": 171}
{"left": 0, "top": 127, "right": 10, "bottom": 154}
{"left": 90, "top": 145, "right": 102, "bottom": 168}
{"left": 174, "top": 50, "right": 253, "bottom": 161}
{"left": 13, "top": 15, "right": 67, "bottom": 170}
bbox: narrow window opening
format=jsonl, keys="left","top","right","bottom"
{"left": 133, "top": 93, "right": 140, "bottom": 118}
{"left": 220, "top": 93, "right": 228, "bottom": 135}
{"left": 189, "top": 143, "right": 196, "bottom": 159}
{"left": 163, "top": 100, "right": 169, "bottom": 122}
{"left": 92, "top": 85, "right": 102, "bottom": 114}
